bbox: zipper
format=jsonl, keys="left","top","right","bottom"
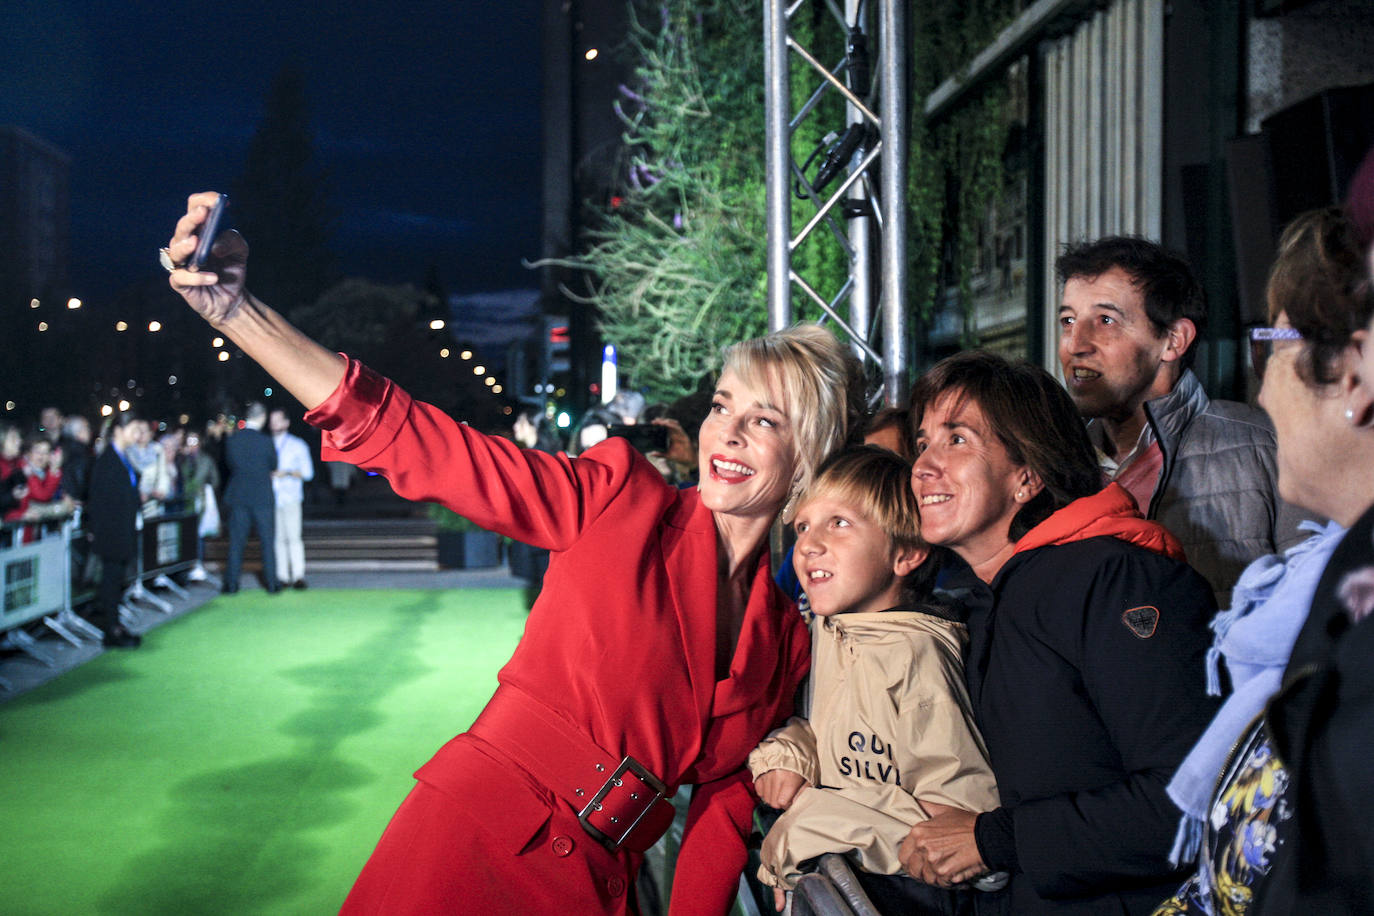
{"left": 1143, "top": 401, "right": 1171, "bottom": 520}
{"left": 1199, "top": 709, "right": 1266, "bottom": 893}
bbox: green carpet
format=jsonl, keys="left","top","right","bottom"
{"left": 0, "top": 588, "right": 529, "bottom": 915}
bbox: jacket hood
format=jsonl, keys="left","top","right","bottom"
{"left": 821, "top": 608, "right": 966, "bottom": 644}
{"left": 1013, "top": 482, "right": 1186, "bottom": 561}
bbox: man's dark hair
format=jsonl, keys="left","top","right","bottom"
{"left": 1055, "top": 236, "right": 1207, "bottom": 369}
{"left": 908, "top": 351, "right": 1102, "bottom": 541}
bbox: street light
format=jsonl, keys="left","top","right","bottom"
{"left": 601, "top": 344, "right": 618, "bottom": 404}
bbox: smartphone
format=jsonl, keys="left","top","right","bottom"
{"left": 607, "top": 424, "right": 669, "bottom": 453}
{"left": 190, "top": 194, "right": 229, "bottom": 269}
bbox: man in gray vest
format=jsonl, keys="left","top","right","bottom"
{"left": 1055, "top": 236, "right": 1306, "bottom": 607}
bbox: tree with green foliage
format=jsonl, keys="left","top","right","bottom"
{"left": 549, "top": 0, "right": 1025, "bottom": 398}
{"left": 542, "top": 0, "right": 779, "bottom": 403}
{"left": 908, "top": 0, "right": 1024, "bottom": 349}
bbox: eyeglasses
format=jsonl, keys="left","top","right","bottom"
{"left": 1248, "top": 326, "right": 1304, "bottom": 378}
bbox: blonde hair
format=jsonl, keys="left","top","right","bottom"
{"left": 720, "top": 323, "right": 864, "bottom": 511}
{"left": 797, "top": 445, "right": 924, "bottom": 555}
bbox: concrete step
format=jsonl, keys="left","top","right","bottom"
{"left": 205, "top": 516, "right": 444, "bottom": 571}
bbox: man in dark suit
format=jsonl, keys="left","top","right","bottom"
{"left": 222, "top": 402, "right": 278, "bottom": 593}
{"left": 85, "top": 412, "right": 144, "bottom": 648}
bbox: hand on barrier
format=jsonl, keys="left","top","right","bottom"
{"left": 899, "top": 802, "right": 987, "bottom": 888}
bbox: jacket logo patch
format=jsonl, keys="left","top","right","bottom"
{"left": 1122, "top": 606, "right": 1160, "bottom": 639}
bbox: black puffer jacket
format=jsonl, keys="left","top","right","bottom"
{"left": 959, "top": 486, "right": 1219, "bottom": 914}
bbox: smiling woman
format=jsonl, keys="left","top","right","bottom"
{"left": 162, "top": 193, "right": 864, "bottom": 916}
{"left": 1156, "top": 207, "right": 1374, "bottom": 916}
{"left": 900, "top": 350, "right": 1219, "bottom": 914}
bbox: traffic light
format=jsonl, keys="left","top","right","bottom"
{"left": 545, "top": 316, "right": 570, "bottom": 376}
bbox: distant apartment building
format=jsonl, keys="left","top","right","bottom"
{"left": 0, "top": 126, "right": 70, "bottom": 315}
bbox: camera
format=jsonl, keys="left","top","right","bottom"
{"left": 606, "top": 424, "right": 669, "bottom": 454}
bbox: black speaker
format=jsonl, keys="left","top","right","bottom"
{"left": 1226, "top": 134, "right": 1277, "bottom": 325}
{"left": 1263, "top": 82, "right": 1374, "bottom": 228}
{"left": 1226, "top": 82, "right": 1374, "bottom": 324}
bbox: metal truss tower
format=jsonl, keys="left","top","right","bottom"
{"left": 764, "top": 0, "right": 909, "bottom": 405}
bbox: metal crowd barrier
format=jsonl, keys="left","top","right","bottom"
{"left": 0, "top": 505, "right": 205, "bottom": 686}
{"left": 0, "top": 517, "right": 86, "bottom": 680}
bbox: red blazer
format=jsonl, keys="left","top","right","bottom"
{"left": 310, "top": 360, "right": 809, "bottom": 913}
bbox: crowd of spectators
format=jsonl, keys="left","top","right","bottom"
{"left": 0, "top": 407, "right": 323, "bottom": 526}
{"left": 0, "top": 404, "right": 321, "bottom": 627}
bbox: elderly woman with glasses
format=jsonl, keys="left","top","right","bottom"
{"left": 1154, "top": 206, "right": 1374, "bottom": 915}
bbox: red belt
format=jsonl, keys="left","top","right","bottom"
{"left": 468, "top": 686, "right": 677, "bottom": 855}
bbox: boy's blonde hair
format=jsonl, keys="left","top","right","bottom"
{"left": 797, "top": 444, "right": 924, "bottom": 556}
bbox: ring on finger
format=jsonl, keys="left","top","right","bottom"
{"left": 158, "top": 248, "right": 183, "bottom": 273}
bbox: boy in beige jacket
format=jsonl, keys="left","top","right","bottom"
{"left": 748, "top": 445, "right": 1001, "bottom": 910}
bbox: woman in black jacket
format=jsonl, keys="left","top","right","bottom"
{"left": 899, "top": 352, "right": 1218, "bottom": 914}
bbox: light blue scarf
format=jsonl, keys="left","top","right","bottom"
{"left": 1166, "top": 520, "right": 1346, "bottom": 868}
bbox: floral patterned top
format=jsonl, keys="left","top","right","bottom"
{"left": 1153, "top": 720, "right": 1295, "bottom": 916}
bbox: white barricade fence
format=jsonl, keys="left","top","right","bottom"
{"left": 1, "top": 505, "right": 206, "bottom": 679}
{"left": 1, "top": 519, "right": 70, "bottom": 633}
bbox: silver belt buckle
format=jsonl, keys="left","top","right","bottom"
{"left": 577, "top": 755, "right": 668, "bottom": 852}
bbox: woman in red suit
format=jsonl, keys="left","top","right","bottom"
{"left": 163, "top": 193, "right": 862, "bottom": 915}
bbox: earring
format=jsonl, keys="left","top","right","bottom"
{"left": 1015, "top": 489, "right": 1024, "bottom": 501}
{"left": 1348, "top": 408, "right": 1357, "bottom": 424}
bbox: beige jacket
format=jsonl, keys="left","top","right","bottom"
{"left": 747, "top": 609, "right": 1000, "bottom": 889}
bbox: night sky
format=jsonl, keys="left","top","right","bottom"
{"left": 1, "top": 0, "right": 544, "bottom": 304}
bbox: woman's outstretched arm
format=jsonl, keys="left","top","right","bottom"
{"left": 163, "top": 191, "right": 346, "bottom": 410}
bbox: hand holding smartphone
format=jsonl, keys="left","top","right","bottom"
{"left": 190, "top": 193, "right": 229, "bottom": 270}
